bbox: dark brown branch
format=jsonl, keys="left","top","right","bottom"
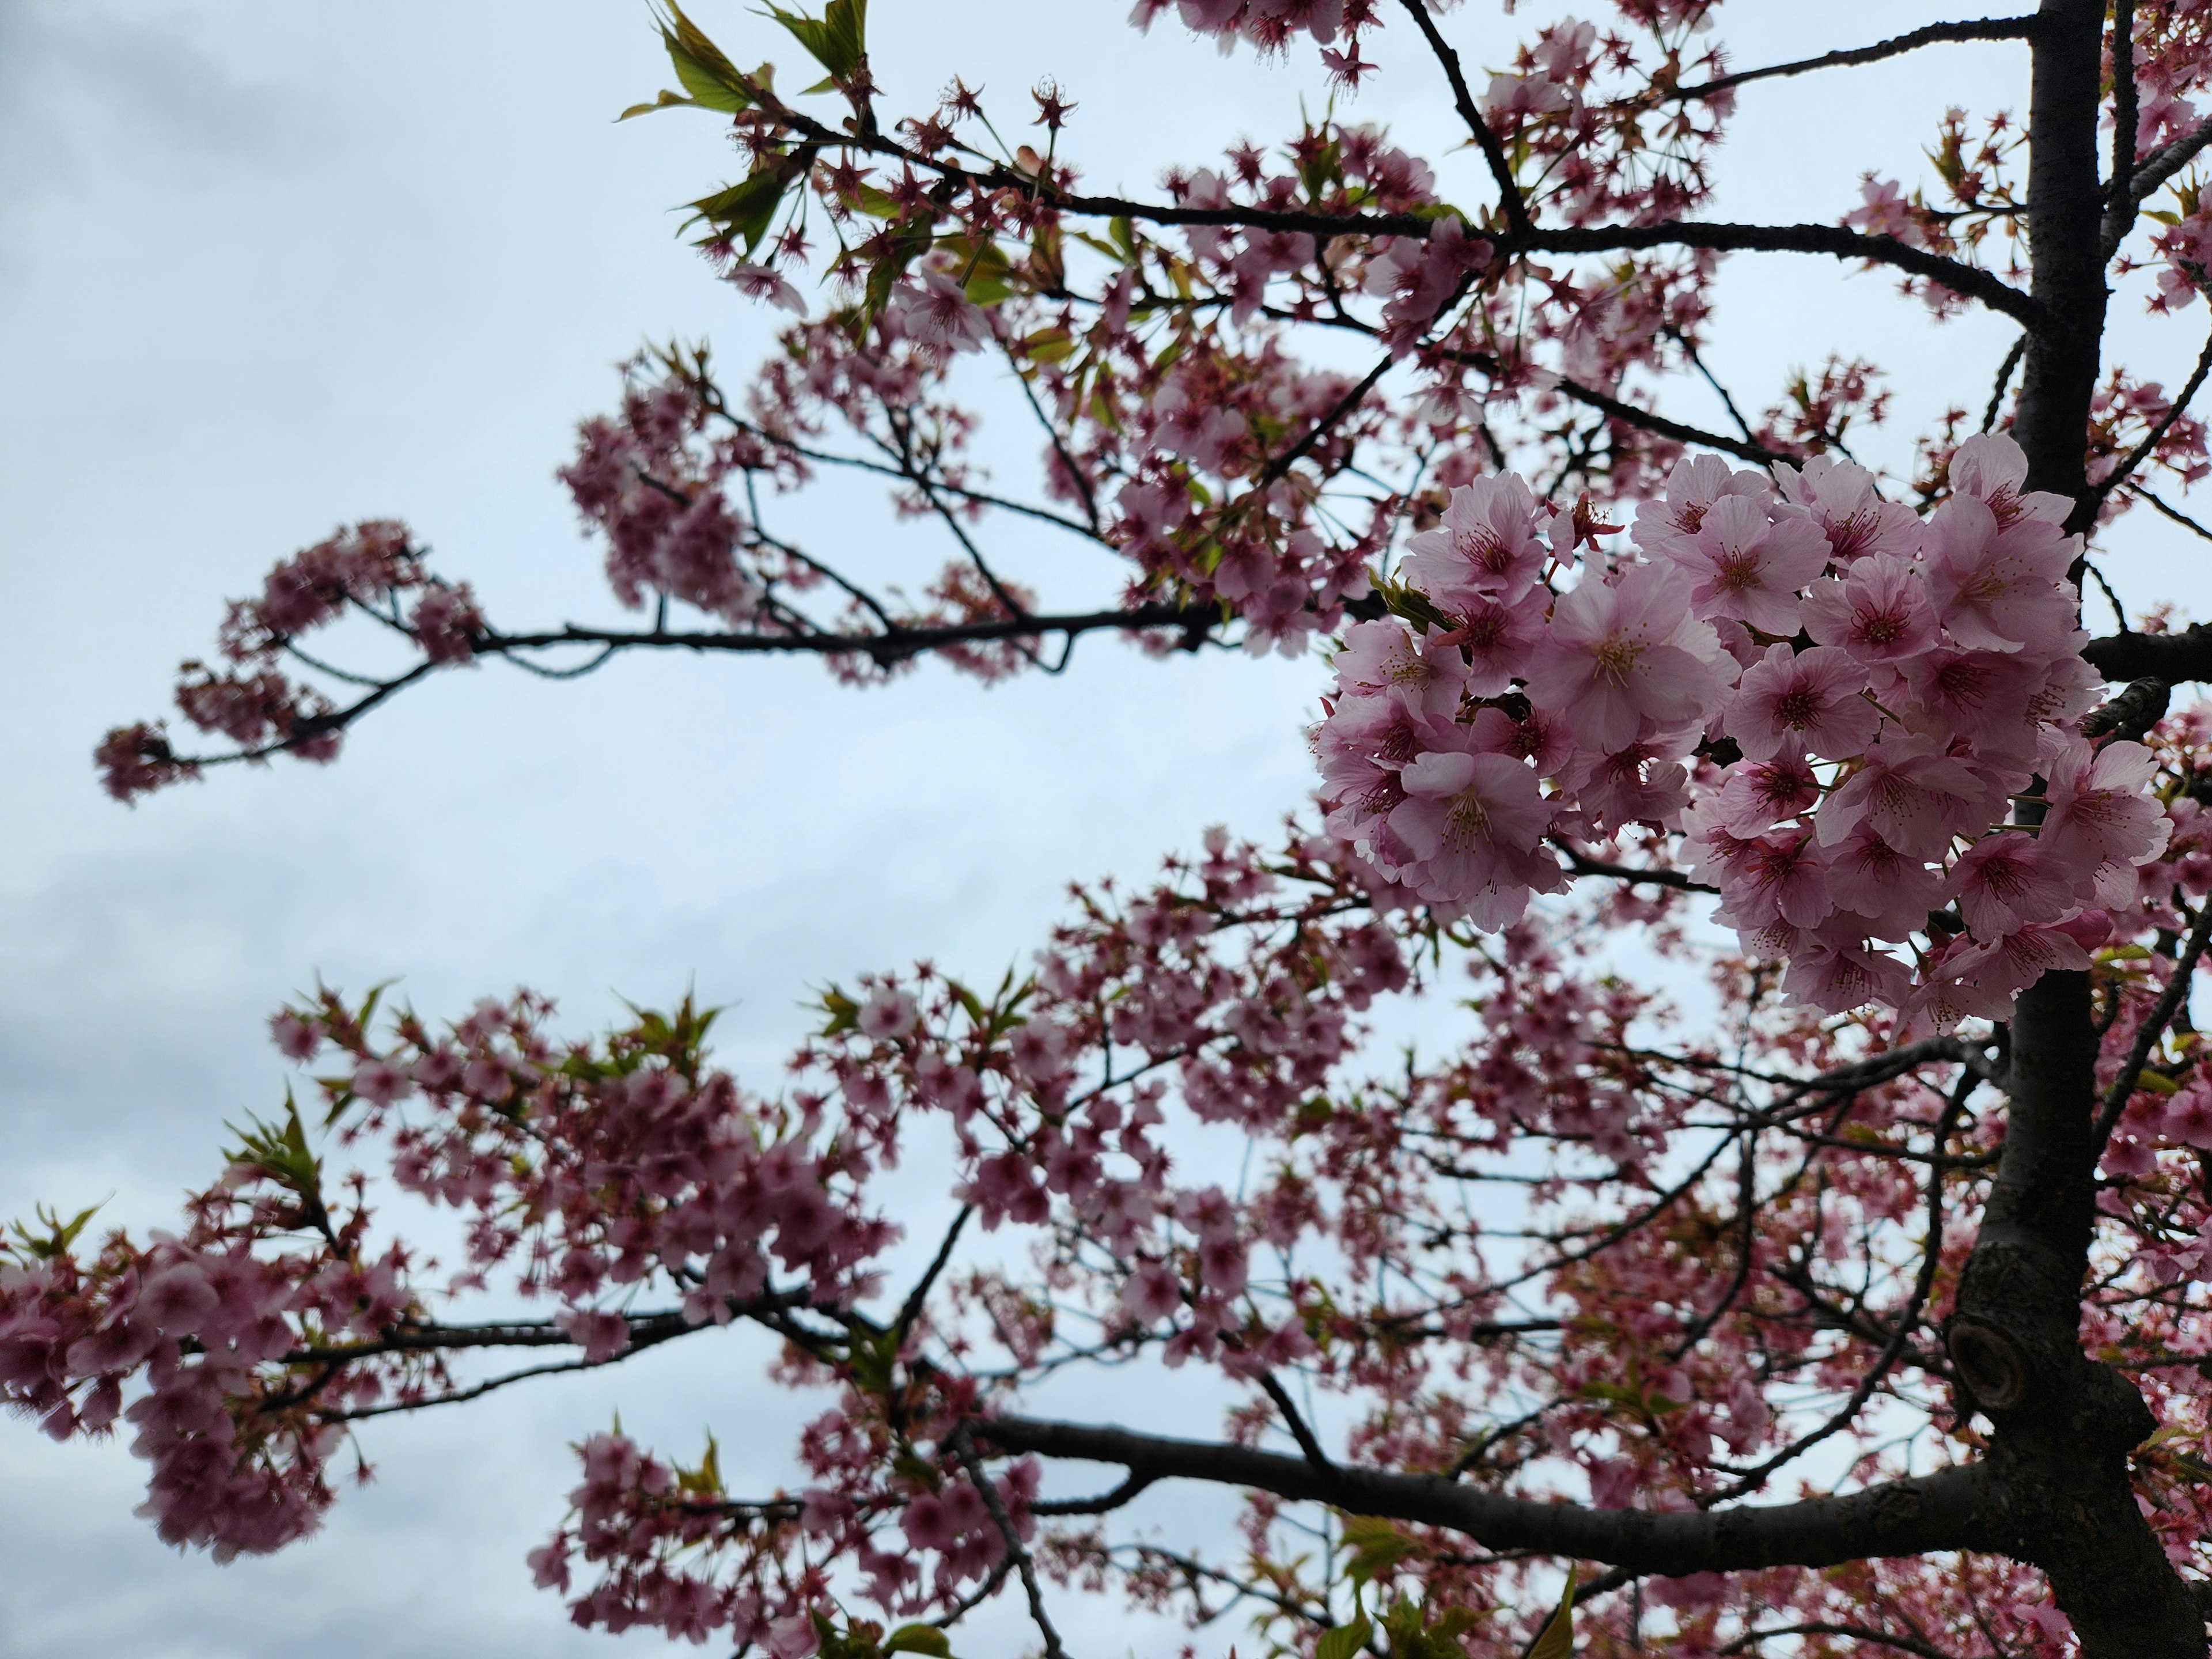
{"left": 2107, "top": 111, "right": 2212, "bottom": 256}
{"left": 979, "top": 1416, "right": 1995, "bottom": 1575}
{"left": 2092, "top": 898, "right": 2212, "bottom": 1149}
{"left": 2083, "top": 623, "right": 2212, "bottom": 681}
{"left": 2088, "top": 322, "right": 2212, "bottom": 513}
{"left": 1668, "top": 16, "right": 2038, "bottom": 104}
{"left": 161, "top": 604, "right": 1225, "bottom": 772}
{"left": 1257, "top": 1372, "right": 1335, "bottom": 1473}
{"left": 748, "top": 88, "right": 2050, "bottom": 329}
{"left": 1548, "top": 373, "right": 1786, "bottom": 465}
{"left": 1555, "top": 842, "right": 1718, "bottom": 895}
{"left": 950, "top": 1422, "right": 1069, "bottom": 1659}
{"left": 1393, "top": 0, "right": 1532, "bottom": 236}
{"left": 1720, "top": 1622, "right": 1960, "bottom": 1659}
{"left": 2112, "top": 0, "right": 2140, "bottom": 215}
{"left": 2081, "top": 675, "right": 2171, "bottom": 742}
{"left": 2128, "top": 481, "right": 2212, "bottom": 544}
{"left": 1983, "top": 335, "right": 2027, "bottom": 431}
{"left": 1031, "top": 1472, "right": 1157, "bottom": 1518}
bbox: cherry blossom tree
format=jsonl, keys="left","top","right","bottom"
{"left": 31, "top": 1, "right": 2212, "bottom": 1654}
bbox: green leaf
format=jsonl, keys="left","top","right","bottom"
{"left": 225, "top": 1091, "right": 324, "bottom": 1195}
{"left": 675, "top": 1431, "right": 725, "bottom": 1497}
{"left": 1367, "top": 572, "right": 1456, "bottom": 635}
{"left": 817, "top": 985, "right": 862, "bottom": 1037}
{"left": 852, "top": 183, "right": 904, "bottom": 219}
{"left": 619, "top": 88, "right": 702, "bottom": 121}
{"left": 654, "top": 1, "right": 757, "bottom": 113}
{"left": 947, "top": 238, "right": 1014, "bottom": 305}
{"left": 883, "top": 1626, "right": 953, "bottom": 1657}
{"left": 1017, "top": 325, "right": 1077, "bottom": 365}
{"left": 6, "top": 1200, "right": 105, "bottom": 1263}
{"left": 690, "top": 166, "right": 791, "bottom": 253}
{"left": 1342, "top": 1516, "right": 1418, "bottom": 1587}
{"left": 1316, "top": 1613, "right": 1372, "bottom": 1659}
{"left": 1526, "top": 1567, "right": 1577, "bottom": 1659}
{"left": 763, "top": 0, "right": 867, "bottom": 84}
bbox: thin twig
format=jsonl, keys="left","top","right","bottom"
{"left": 2093, "top": 899, "right": 2212, "bottom": 1149}
{"left": 1665, "top": 16, "right": 2037, "bottom": 104}
{"left": 1982, "top": 335, "right": 2026, "bottom": 431}
{"left": 950, "top": 1422, "right": 1071, "bottom": 1659}
{"left": 1393, "top": 0, "right": 1532, "bottom": 235}
{"left": 2090, "top": 322, "right": 2212, "bottom": 509}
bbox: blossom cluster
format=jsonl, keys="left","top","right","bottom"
{"left": 1317, "top": 432, "right": 2172, "bottom": 1020}
{"left": 17, "top": 760, "right": 2212, "bottom": 1650}
{"left": 95, "top": 520, "right": 481, "bottom": 800}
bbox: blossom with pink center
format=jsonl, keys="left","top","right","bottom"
{"left": 1467, "top": 703, "right": 1569, "bottom": 776}
{"left": 1118, "top": 1259, "right": 1182, "bottom": 1324}
{"left": 1843, "top": 176, "right": 1916, "bottom": 240}
{"left": 1712, "top": 828, "right": 1834, "bottom": 933}
{"left": 1196, "top": 1234, "right": 1248, "bottom": 1295}
{"left": 1630, "top": 453, "right": 1774, "bottom": 562}
{"left": 1555, "top": 741, "right": 1692, "bottom": 831}
{"left": 1667, "top": 494, "right": 1830, "bottom": 636}
{"left": 900, "top": 1492, "right": 957, "bottom": 1551}
{"left": 1331, "top": 619, "right": 1468, "bottom": 718}
{"left": 1773, "top": 455, "right": 1923, "bottom": 563}
{"left": 725, "top": 262, "right": 805, "bottom": 314}
{"left": 1819, "top": 823, "right": 1945, "bottom": 940}
{"left": 884, "top": 271, "right": 990, "bottom": 355}
{"left": 2040, "top": 736, "right": 2172, "bottom": 894}
{"left": 1728, "top": 644, "right": 1880, "bottom": 763}
{"left": 1402, "top": 472, "right": 1548, "bottom": 604}
{"left": 1817, "top": 734, "right": 2001, "bottom": 860}
{"left": 1782, "top": 929, "right": 1914, "bottom": 1014}
{"left": 1800, "top": 554, "right": 1938, "bottom": 665}
{"left": 1947, "top": 432, "right": 2073, "bottom": 528}
{"left": 1388, "top": 749, "right": 1555, "bottom": 917}
{"left": 1949, "top": 831, "right": 2074, "bottom": 941}
{"left": 555, "top": 1308, "right": 634, "bottom": 1363}
{"left": 351, "top": 1058, "right": 415, "bottom": 1107}
{"left": 1897, "top": 647, "right": 2046, "bottom": 762}
{"left": 2163, "top": 1084, "right": 2212, "bottom": 1150}
{"left": 1921, "top": 494, "right": 2077, "bottom": 654}
{"left": 1315, "top": 692, "right": 1437, "bottom": 853}
{"left": 268, "top": 1012, "right": 320, "bottom": 1062}
{"left": 857, "top": 988, "right": 919, "bottom": 1041}
{"left": 1523, "top": 563, "right": 1722, "bottom": 751}
{"left": 1713, "top": 750, "right": 1820, "bottom": 836}
{"left": 1440, "top": 588, "right": 1548, "bottom": 697}
{"left": 1943, "top": 921, "right": 2094, "bottom": 1003}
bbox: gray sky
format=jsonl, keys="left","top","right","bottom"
{"left": 2, "top": 4, "right": 2207, "bottom": 1655}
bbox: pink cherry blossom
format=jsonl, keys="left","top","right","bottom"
{"left": 1401, "top": 472, "right": 1549, "bottom": 605}
{"left": 1818, "top": 734, "right": 2001, "bottom": 860}
{"left": 1949, "top": 831, "right": 2074, "bottom": 941}
{"left": 1728, "top": 644, "right": 1880, "bottom": 763}
{"left": 1921, "top": 494, "right": 2078, "bottom": 654}
{"left": 1387, "top": 749, "right": 1557, "bottom": 923}
{"left": 2041, "top": 737, "right": 2174, "bottom": 889}
{"left": 1523, "top": 563, "right": 1723, "bottom": 752}
{"left": 1773, "top": 456, "right": 1923, "bottom": 563}
{"left": 1665, "top": 494, "right": 1831, "bottom": 636}
{"left": 1800, "top": 554, "right": 1939, "bottom": 666}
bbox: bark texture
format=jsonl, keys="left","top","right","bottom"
{"left": 1956, "top": 5, "right": 2206, "bottom": 1651}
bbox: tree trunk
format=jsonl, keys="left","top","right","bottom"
{"left": 1961, "top": 5, "right": 2207, "bottom": 1651}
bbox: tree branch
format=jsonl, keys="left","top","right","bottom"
{"left": 1392, "top": 0, "right": 1532, "bottom": 235}
{"left": 2088, "top": 321, "right": 2212, "bottom": 512}
{"left": 1666, "top": 16, "right": 2039, "bottom": 104}
{"left": 978, "top": 1416, "right": 1996, "bottom": 1575}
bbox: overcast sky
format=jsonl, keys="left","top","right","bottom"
{"left": 3, "top": 5, "right": 2209, "bottom": 1656}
